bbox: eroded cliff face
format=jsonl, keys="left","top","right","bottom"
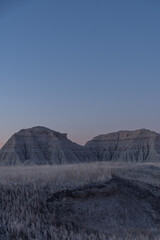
{"left": 1, "top": 127, "right": 160, "bottom": 165}
{"left": 85, "top": 129, "right": 160, "bottom": 162}
{"left": 0, "top": 127, "right": 97, "bottom": 166}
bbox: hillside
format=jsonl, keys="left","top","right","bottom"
{"left": 1, "top": 127, "right": 160, "bottom": 165}
{"left": 0, "top": 126, "right": 97, "bottom": 165}
{"left": 85, "top": 129, "right": 160, "bottom": 162}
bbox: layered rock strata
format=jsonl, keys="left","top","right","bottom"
{"left": 85, "top": 129, "right": 160, "bottom": 162}
{"left": 0, "top": 127, "right": 97, "bottom": 165}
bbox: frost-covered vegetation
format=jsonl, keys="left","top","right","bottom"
{"left": 0, "top": 162, "right": 160, "bottom": 240}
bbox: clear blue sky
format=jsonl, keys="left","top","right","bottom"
{"left": 0, "top": 0, "right": 160, "bottom": 146}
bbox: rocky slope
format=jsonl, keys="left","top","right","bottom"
{"left": 0, "top": 127, "right": 97, "bottom": 166}
{"left": 1, "top": 127, "right": 160, "bottom": 165}
{"left": 85, "top": 129, "right": 160, "bottom": 162}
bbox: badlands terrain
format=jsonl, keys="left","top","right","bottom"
{"left": 0, "top": 127, "right": 160, "bottom": 239}
{"left": 0, "top": 126, "right": 160, "bottom": 165}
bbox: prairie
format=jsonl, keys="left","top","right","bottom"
{"left": 0, "top": 162, "right": 160, "bottom": 240}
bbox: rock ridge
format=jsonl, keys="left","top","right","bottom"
{"left": 0, "top": 126, "right": 97, "bottom": 165}
{"left": 85, "top": 129, "right": 160, "bottom": 162}
{"left": 0, "top": 127, "right": 160, "bottom": 165}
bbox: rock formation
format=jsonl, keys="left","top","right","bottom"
{"left": 85, "top": 129, "right": 160, "bottom": 162}
{"left": 1, "top": 127, "right": 160, "bottom": 165}
{"left": 0, "top": 126, "right": 97, "bottom": 166}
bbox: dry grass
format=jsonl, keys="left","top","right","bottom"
{"left": 0, "top": 162, "right": 160, "bottom": 239}
{"left": 1, "top": 161, "right": 160, "bottom": 188}
{"left": 0, "top": 162, "right": 112, "bottom": 190}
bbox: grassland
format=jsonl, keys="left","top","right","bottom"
{"left": 0, "top": 162, "right": 160, "bottom": 239}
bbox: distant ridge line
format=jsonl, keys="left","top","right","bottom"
{"left": 0, "top": 127, "right": 160, "bottom": 165}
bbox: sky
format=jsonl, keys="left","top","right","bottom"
{"left": 0, "top": 0, "right": 160, "bottom": 146}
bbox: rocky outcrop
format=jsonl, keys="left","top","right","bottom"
{"left": 0, "top": 127, "right": 97, "bottom": 166}
{"left": 85, "top": 129, "right": 160, "bottom": 162}
{"left": 1, "top": 127, "right": 160, "bottom": 165}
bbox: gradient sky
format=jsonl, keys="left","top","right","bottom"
{"left": 0, "top": 0, "right": 160, "bottom": 146}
